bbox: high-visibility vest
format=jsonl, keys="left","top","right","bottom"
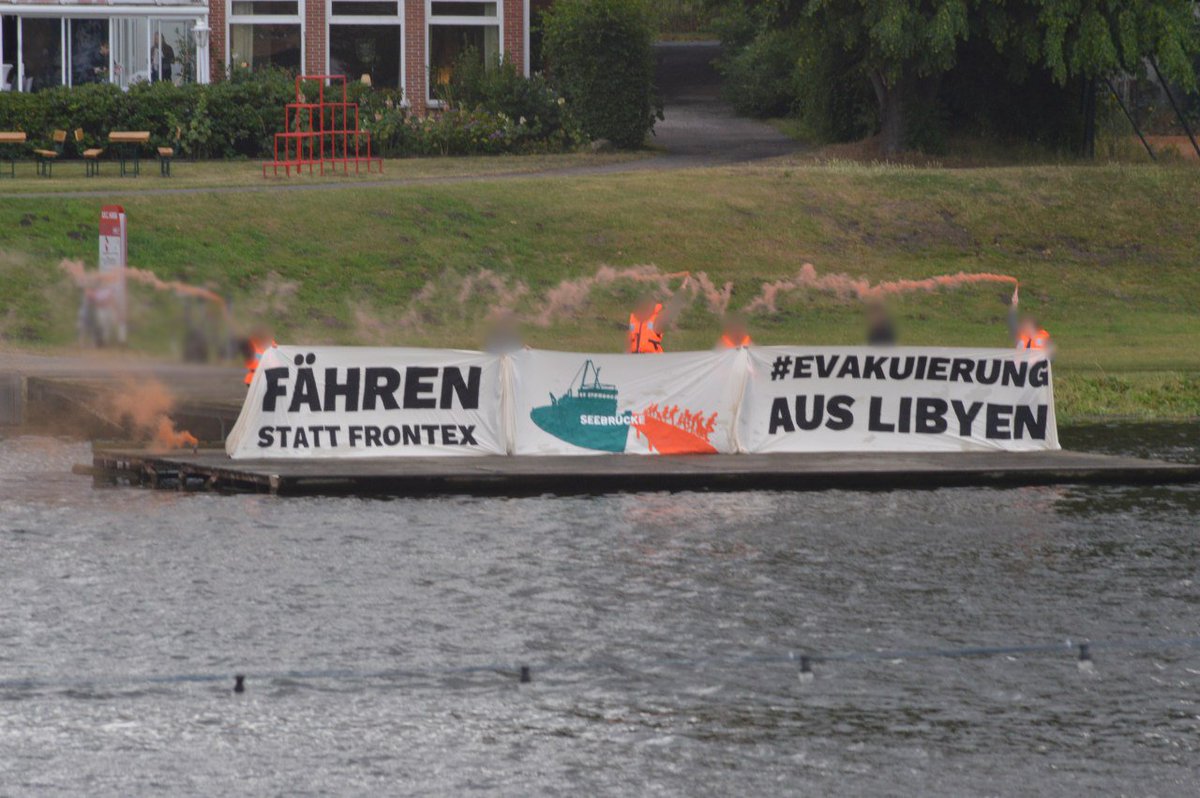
{"left": 719, "top": 333, "right": 752, "bottom": 349}
{"left": 628, "top": 304, "right": 664, "bottom": 353}
{"left": 1016, "top": 328, "right": 1051, "bottom": 350}
{"left": 243, "top": 339, "right": 274, "bottom": 385}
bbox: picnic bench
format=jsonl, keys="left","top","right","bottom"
{"left": 156, "top": 127, "right": 181, "bottom": 177}
{"left": 0, "top": 131, "right": 25, "bottom": 178}
{"left": 108, "top": 131, "right": 151, "bottom": 177}
{"left": 33, "top": 129, "right": 66, "bottom": 177}
{"left": 75, "top": 129, "right": 103, "bottom": 177}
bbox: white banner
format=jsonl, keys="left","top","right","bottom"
{"left": 226, "top": 346, "right": 506, "bottom": 459}
{"left": 508, "top": 349, "right": 747, "bottom": 456}
{"left": 738, "top": 347, "right": 1059, "bottom": 453}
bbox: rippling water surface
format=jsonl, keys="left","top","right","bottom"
{"left": 1, "top": 426, "right": 1198, "bottom": 795}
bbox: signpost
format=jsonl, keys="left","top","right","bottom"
{"left": 98, "top": 205, "right": 128, "bottom": 344}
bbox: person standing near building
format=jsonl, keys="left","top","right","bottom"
{"left": 152, "top": 34, "right": 176, "bottom": 83}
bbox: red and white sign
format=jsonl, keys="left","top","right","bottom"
{"left": 98, "top": 205, "right": 128, "bottom": 344}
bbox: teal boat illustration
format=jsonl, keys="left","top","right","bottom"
{"left": 530, "top": 360, "right": 631, "bottom": 452}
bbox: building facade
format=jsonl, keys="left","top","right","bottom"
{"left": 1, "top": 0, "right": 528, "bottom": 113}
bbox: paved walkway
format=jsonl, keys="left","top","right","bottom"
{"left": 650, "top": 41, "right": 798, "bottom": 164}
{"left": 8, "top": 43, "right": 798, "bottom": 200}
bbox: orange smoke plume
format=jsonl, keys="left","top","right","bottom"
{"left": 745, "top": 263, "right": 1019, "bottom": 313}
{"left": 60, "top": 259, "right": 230, "bottom": 320}
{"left": 107, "top": 378, "right": 199, "bottom": 450}
{"left": 536, "top": 265, "right": 732, "bottom": 325}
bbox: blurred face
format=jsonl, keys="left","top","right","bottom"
{"left": 634, "top": 296, "right": 658, "bottom": 319}
{"left": 867, "top": 302, "right": 888, "bottom": 326}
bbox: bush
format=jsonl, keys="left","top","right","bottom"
{"left": 0, "top": 70, "right": 292, "bottom": 156}
{"left": 718, "top": 28, "right": 802, "bottom": 118}
{"left": 436, "top": 50, "right": 584, "bottom": 150}
{"left": 542, "top": 0, "right": 661, "bottom": 148}
{"left": 0, "top": 65, "right": 583, "bottom": 159}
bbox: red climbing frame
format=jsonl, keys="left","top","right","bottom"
{"left": 262, "top": 74, "right": 384, "bottom": 178}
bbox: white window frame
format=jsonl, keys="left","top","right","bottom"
{"left": 325, "top": 0, "right": 404, "bottom": 93}
{"left": 3, "top": 7, "right": 208, "bottom": 92}
{"left": 424, "top": 0, "right": 504, "bottom": 106}
{"left": 225, "top": 0, "right": 305, "bottom": 74}
{"left": 7, "top": 15, "right": 67, "bottom": 92}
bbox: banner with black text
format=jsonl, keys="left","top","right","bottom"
{"left": 226, "top": 346, "right": 506, "bottom": 458}
{"left": 738, "top": 347, "right": 1059, "bottom": 453}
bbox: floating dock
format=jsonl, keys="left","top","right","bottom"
{"left": 89, "top": 448, "right": 1200, "bottom": 497}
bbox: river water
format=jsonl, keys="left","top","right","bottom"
{"left": 1, "top": 425, "right": 1197, "bottom": 796}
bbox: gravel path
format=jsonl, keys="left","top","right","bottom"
{"left": 650, "top": 41, "right": 798, "bottom": 164}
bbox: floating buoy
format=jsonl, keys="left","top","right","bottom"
{"left": 1077, "top": 643, "right": 1095, "bottom": 673}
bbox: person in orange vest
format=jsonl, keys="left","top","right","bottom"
{"left": 628, "top": 284, "right": 689, "bottom": 353}
{"left": 716, "top": 314, "right": 752, "bottom": 349}
{"left": 242, "top": 330, "right": 276, "bottom": 385}
{"left": 1007, "top": 286, "right": 1051, "bottom": 352}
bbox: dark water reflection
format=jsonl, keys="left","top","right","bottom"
{"left": 0, "top": 425, "right": 1197, "bottom": 795}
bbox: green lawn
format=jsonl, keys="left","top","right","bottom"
{"left": 2, "top": 158, "right": 1197, "bottom": 420}
{"left": 0, "top": 152, "right": 646, "bottom": 194}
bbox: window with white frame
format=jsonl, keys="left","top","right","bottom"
{"left": 327, "top": 1, "right": 401, "bottom": 89}
{"left": 228, "top": 0, "right": 301, "bottom": 72}
{"left": 427, "top": 0, "right": 500, "bottom": 101}
{"left": 0, "top": 13, "right": 200, "bottom": 92}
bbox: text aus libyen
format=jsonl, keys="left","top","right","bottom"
{"left": 254, "top": 358, "right": 484, "bottom": 449}
{"left": 766, "top": 353, "right": 1052, "bottom": 440}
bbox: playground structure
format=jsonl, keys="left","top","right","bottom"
{"left": 262, "top": 75, "right": 383, "bottom": 178}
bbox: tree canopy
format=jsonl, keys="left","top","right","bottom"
{"left": 712, "top": 0, "right": 1200, "bottom": 152}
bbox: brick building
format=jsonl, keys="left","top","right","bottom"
{"left": 2, "top": 0, "right": 529, "bottom": 114}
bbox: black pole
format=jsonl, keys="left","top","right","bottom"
{"left": 1149, "top": 57, "right": 1200, "bottom": 160}
{"left": 1104, "top": 77, "right": 1156, "bottom": 162}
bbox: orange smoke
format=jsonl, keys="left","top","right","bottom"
{"left": 394, "top": 265, "right": 731, "bottom": 331}
{"left": 537, "top": 265, "right": 732, "bottom": 325}
{"left": 745, "top": 263, "right": 1019, "bottom": 313}
{"left": 60, "top": 259, "right": 230, "bottom": 320}
{"left": 454, "top": 268, "right": 530, "bottom": 318}
{"left": 107, "top": 378, "right": 198, "bottom": 450}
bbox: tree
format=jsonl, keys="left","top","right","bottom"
{"left": 543, "top": 0, "right": 662, "bottom": 148}
{"left": 713, "top": 0, "right": 1200, "bottom": 154}
{"left": 808, "top": 0, "right": 971, "bottom": 153}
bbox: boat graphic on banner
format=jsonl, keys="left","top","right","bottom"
{"left": 529, "top": 360, "right": 718, "bottom": 454}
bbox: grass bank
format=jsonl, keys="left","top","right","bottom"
{"left": 0, "top": 152, "right": 647, "bottom": 194}
{"left": 1, "top": 159, "right": 1197, "bottom": 420}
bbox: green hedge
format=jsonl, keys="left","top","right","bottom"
{"left": 439, "top": 52, "right": 583, "bottom": 147}
{"left": 543, "top": 0, "right": 661, "bottom": 149}
{"left": 0, "top": 70, "right": 297, "bottom": 156}
{"left": 0, "top": 68, "right": 582, "bottom": 158}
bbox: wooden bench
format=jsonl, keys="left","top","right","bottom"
{"left": 108, "top": 131, "right": 151, "bottom": 177}
{"left": 155, "top": 126, "right": 182, "bottom": 177}
{"left": 0, "top": 131, "right": 25, "bottom": 178}
{"left": 75, "top": 129, "right": 103, "bottom": 177}
{"left": 33, "top": 129, "right": 66, "bottom": 177}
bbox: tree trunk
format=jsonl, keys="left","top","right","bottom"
{"left": 870, "top": 70, "right": 906, "bottom": 156}
{"left": 1081, "top": 77, "right": 1097, "bottom": 159}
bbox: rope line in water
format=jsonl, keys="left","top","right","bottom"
{"left": 3, "top": 635, "right": 1199, "bottom": 693}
